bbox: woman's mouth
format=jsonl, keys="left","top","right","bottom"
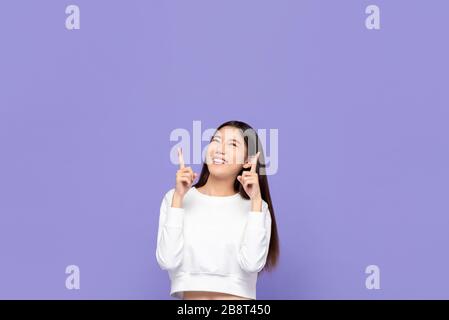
{"left": 212, "top": 157, "right": 226, "bottom": 164}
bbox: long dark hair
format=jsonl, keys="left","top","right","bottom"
{"left": 193, "top": 120, "right": 279, "bottom": 271}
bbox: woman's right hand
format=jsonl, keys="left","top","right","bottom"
{"left": 172, "top": 148, "right": 197, "bottom": 208}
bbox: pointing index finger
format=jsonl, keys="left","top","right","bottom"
{"left": 178, "top": 147, "right": 185, "bottom": 169}
{"left": 250, "top": 151, "right": 260, "bottom": 173}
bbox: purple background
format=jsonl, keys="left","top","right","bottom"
{"left": 1, "top": 0, "right": 448, "bottom": 299}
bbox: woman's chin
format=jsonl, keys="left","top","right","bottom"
{"left": 207, "top": 165, "right": 237, "bottom": 179}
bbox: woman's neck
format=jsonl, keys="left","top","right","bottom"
{"left": 199, "top": 175, "right": 237, "bottom": 196}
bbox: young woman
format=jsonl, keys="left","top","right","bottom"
{"left": 156, "top": 120, "right": 279, "bottom": 300}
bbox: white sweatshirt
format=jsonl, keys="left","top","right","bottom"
{"left": 156, "top": 187, "right": 272, "bottom": 299}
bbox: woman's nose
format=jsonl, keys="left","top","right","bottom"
{"left": 214, "top": 144, "right": 225, "bottom": 153}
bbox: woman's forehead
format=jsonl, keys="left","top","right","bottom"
{"left": 215, "top": 126, "right": 244, "bottom": 140}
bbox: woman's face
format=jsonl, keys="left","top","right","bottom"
{"left": 205, "top": 126, "right": 249, "bottom": 179}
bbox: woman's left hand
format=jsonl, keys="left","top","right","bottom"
{"left": 237, "top": 152, "right": 262, "bottom": 210}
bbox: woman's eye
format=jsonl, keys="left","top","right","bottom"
{"left": 230, "top": 142, "right": 237, "bottom": 147}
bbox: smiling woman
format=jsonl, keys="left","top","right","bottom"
{"left": 156, "top": 120, "right": 280, "bottom": 300}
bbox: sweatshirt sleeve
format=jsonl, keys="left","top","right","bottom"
{"left": 238, "top": 201, "right": 272, "bottom": 273}
{"left": 155, "top": 189, "right": 185, "bottom": 271}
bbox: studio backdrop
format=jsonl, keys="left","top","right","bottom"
{"left": 0, "top": 0, "right": 448, "bottom": 299}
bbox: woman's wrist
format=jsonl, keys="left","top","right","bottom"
{"left": 171, "top": 192, "right": 184, "bottom": 208}
{"left": 251, "top": 197, "right": 262, "bottom": 212}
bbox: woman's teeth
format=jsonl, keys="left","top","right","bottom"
{"left": 212, "top": 158, "right": 226, "bottom": 164}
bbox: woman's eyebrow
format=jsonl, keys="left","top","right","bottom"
{"left": 228, "top": 138, "right": 242, "bottom": 144}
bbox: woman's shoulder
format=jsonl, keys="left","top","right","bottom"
{"left": 161, "top": 187, "right": 195, "bottom": 202}
{"left": 239, "top": 196, "right": 270, "bottom": 214}
{"left": 163, "top": 188, "right": 175, "bottom": 199}
{"left": 160, "top": 188, "right": 199, "bottom": 210}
